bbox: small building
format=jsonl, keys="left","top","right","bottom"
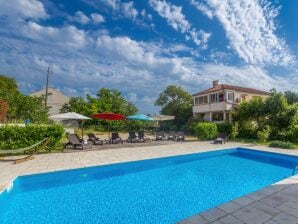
{"left": 192, "top": 80, "right": 269, "bottom": 122}
{"left": 30, "top": 88, "right": 70, "bottom": 116}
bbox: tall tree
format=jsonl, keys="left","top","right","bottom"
{"left": 155, "top": 85, "right": 193, "bottom": 129}
{"left": 0, "top": 74, "right": 48, "bottom": 122}
{"left": 61, "top": 88, "right": 137, "bottom": 116}
{"left": 284, "top": 91, "right": 298, "bottom": 104}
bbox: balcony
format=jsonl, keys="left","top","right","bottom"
{"left": 192, "top": 102, "right": 234, "bottom": 113}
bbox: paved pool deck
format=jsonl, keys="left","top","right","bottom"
{"left": 1, "top": 141, "right": 298, "bottom": 224}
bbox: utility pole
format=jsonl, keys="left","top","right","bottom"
{"left": 45, "top": 66, "right": 50, "bottom": 110}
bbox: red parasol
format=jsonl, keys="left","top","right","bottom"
{"left": 92, "top": 112, "right": 125, "bottom": 139}
{"left": 92, "top": 112, "right": 125, "bottom": 120}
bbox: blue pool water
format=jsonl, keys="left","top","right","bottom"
{"left": 0, "top": 148, "right": 297, "bottom": 224}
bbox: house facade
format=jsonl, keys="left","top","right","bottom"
{"left": 192, "top": 80, "right": 269, "bottom": 122}
{"left": 30, "top": 88, "right": 70, "bottom": 116}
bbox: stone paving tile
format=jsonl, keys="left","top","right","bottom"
{"left": 231, "top": 196, "right": 254, "bottom": 207}
{"left": 217, "top": 201, "right": 242, "bottom": 214}
{"left": 276, "top": 201, "right": 298, "bottom": 218}
{"left": 263, "top": 220, "right": 279, "bottom": 224}
{"left": 231, "top": 206, "right": 272, "bottom": 224}
{"left": 200, "top": 208, "right": 227, "bottom": 222}
{"left": 177, "top": 214, "right": 209, "bottom": 224}
{"left": 246, "top": 188, "right": 275, "bottom": 201}
{"left": 210, "top": 221, "right": 224, "bottom": 224}
{"left": 219, "top": 215, "right": 244, "bottom": 224}
{"left": 259, "top": 193, "right": 289, "bottom": 207}
{"left": 250, "top": 201, "right": 281, "bottom": 216}
{"left": 272, "top": 212, "right": 298, "bottom": 224}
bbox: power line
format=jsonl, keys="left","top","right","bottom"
{"left": 0, "top": 38, "right": 48, "bottom": 73}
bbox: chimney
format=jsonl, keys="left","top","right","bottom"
{"left": 213, "top": 80, "right": 219, "bottom": 87}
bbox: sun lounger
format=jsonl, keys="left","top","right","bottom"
{"left": 138, "top": 131, "right": 151, "bottom": 142}
{"left": 110, "top": 132, "right": 123, "bottom": 144}
{"left": 127, "top": 132, "right": 141, "bottom": 143}
{"left": 87, "top": 133, "right": 104, "bottom": 145}
{"left": 0, "top": 138, "right": 49, "bottom": 164}
{"left": 65, "top": 134, "right": 92, "bottom": 149}
{"left": 156, "top": 131, "right": 165, "bottom": 141}
{"left": 167, "top": 131, "right": 176, "bottom": 141}
{"left": 176, "top": 131, "right": 185, "bottom": 141}
{"left": 214, "top": 133, "right": 229, "bottom": 144}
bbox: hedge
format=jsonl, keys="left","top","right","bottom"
{"left": 0, "top": 124, "right": 64, "bottom": 151}
{"left": 195, "top": 122, "right": 217, "bottom": 140}
{"left": 269, "top": 141, "right": 295, "bottom": 149}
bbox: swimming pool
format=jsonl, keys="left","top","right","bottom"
{"left": 0, "top": 148, "right": 297, "bottom": 224}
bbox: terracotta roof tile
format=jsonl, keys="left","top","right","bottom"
{"left": 192, "top": 84, "right": 270, "bottom": 96}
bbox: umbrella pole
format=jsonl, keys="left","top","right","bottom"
{"left": 81, "top": 120, "right": 84, "bottom": 140}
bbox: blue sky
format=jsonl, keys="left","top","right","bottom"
{"left": 0, "top": 0, "right": 297, "bottom": 113}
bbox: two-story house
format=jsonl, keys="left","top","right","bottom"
{"left": 192, "top": 80, "right": 269, "bottom": 122}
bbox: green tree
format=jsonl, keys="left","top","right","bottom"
{"left": 60, "top": 88, "right": 138, "bottom": 131}
{"left": 284, "top": 91, "right": 298, "bottom": 104}
{"left": 0, "top": 74, "right": 48, "bottom": 122}
{"left": 61, "top": 97, "right": 88, "bottom": 114}
{"left": 61, "top": 88, "right": 137, "bottom": 116}
{"left": 0, "top": 75, "right": 21, "bottom": 118}
{"left": 155, "top": 85, "right": 192, "bottom": 129}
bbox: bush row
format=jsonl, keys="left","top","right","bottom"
{"left": 269, "top": 141, "right": 295, "bottom": 149}
{"left": 0, "top": 124, "right": 64, "bottom": 150}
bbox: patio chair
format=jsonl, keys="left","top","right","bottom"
{"left": 65, "top": 134, "right": 92, "bottom": 149}
{"left": 110, "top": 132, "right": 123, "bottom": 144}
{"left": 0, "top": 138, "right": 49, "bottom": 164}
{"left": 214, "top": 133, "right": 229, "bottom": 144}
{"left": 167, "top": 131, "right": 176, "bottom": 141}
{"left": 87, "top": 133, "right": 104, "bottom": 145}
{"left": 127, "top": 132, "right": 141, "bottom": 143}
{"left": 156, "top": 131, "right": 165, "bottom": 141}
{"left": 138, "top": 131, "right": 151, "bottom": 142}
{"left": 176, "top": 131, "right": 185, "bottom": 141}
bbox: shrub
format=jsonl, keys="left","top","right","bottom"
{"left": 269, "top": 141, "right": 295, "bottom": 149}
{"left": 230, "top": 122, "right": 239, "bottom": 140}
{"left": 216, "top": 122, "right": 233, "bottom": 135}
{"left": 237, "top": 122, "right": 258, "bottom": 139}
{"left": 195, "top": 122, "right": 217, "bottom": 140}
{"left": 257, "top": 127, "right": 271, "bottom": 143}
{"left": 286, "top": 125, "right": 298, "bottom": 143}
{"left": 0, "top": 124, "right": 64, "bottom": 151}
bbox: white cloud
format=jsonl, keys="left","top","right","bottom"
{"left": 24, "top": 22, "right": 89, "bottom": 49}
{"left": 73, "top": 11, "right": 90, "bottom": 24}
{"left": 148, "top": 0, "right": 211, "bottom": 47}
{"left": 99, "top": 0, "right": 138, "bottom": 20}
{"left": 0, "top": 0, "right": 48, "bottom": 20}
{"left": 91, "top": 13, "right": 105, "bottom": 24}
{"left": 203, "top": 0, "right": 294, "bottom": 65}
{"left": 190, "top": 0, "right": 214, "bottom": 19}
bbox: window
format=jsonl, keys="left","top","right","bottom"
{"left": 203, "top": 96, "right": 208, "bottom": 104}
{"left": 198, "top": 96, "right": 204, "bottom": 104}
{"left": 219, "top": 93, "right": 224, "bottom": 102}
{"left": 194, "top": 97, "right": 199, "bottom": 105}
{"left": 210, "top": 93, "right": 218, "bottom": 103}
{"left": 212, "top": 112, "right": 224, "bottom": 121}
{"left": 227, "top": 92, "right": 234, "bottom": 102}
{"left": 195, "top": 95, "right": 208, "bottom": 105}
